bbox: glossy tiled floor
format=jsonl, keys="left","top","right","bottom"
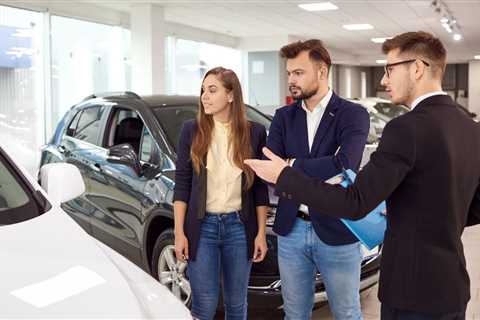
{"left": 311, "top": 225, "right": 480, "bottom": 320}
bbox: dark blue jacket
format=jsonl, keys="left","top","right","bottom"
{"left": 174, "top": 119, "right": 269, "bottom": 261}
{"left": 267, "top": 92, "right": 370, "bottom": 245}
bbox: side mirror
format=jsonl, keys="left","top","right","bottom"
{"left": 40, "top": 163, "right": 85, "bottom": 205}
{"left": 107, "top": 143, "right": 142, "bottom": 176}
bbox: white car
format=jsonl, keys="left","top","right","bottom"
{"left": 0, "top": 146, "right": 191, "bottom": 319}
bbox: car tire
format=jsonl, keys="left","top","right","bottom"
{"left": 151, "top": 229, "right": 192, "bottom": 307}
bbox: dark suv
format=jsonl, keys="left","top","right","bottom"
{"left": 40, "top": 92, "right": 381, "bottom": 310}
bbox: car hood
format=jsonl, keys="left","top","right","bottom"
{"left": 0, "top": 206, "right": 189, "bottom": 318}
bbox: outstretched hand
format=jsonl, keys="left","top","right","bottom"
{"left": 244, "top": 147, "right": 288, "bottom": 184}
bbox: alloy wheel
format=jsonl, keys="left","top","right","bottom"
{"left": 158, "top": 244, "right": 191, "bottom": 305}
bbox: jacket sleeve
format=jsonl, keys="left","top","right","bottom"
{"left": 274, "top": 117, "right": 415, "bottom": 220}
{"left": 467, "top": 185, "right": 480, "bottom": 226}
{"left": 173, "top": 121, "right": 193, "bottom": 203}
{"left": 292, "top": 106, "right": 370, "bottom": 179}
{"left": 253, "top": 125, "right": 270, "bottom": 206}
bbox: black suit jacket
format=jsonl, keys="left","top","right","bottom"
{"left": 173, "top": 119, "right": 269, "bottom": 261}
{"left": 275, "top": 95, "right": 480, "bottom": 313}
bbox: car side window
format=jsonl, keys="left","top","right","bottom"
{"left": 105, "top": 108, "right": 144, "bottom": 156}
{"left": 65, "top": 110, "right": 82, "bottom": 137}
{"left": 66, "top": 106, "right": 104, "bottom": 145}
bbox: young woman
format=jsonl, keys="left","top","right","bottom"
{"left": 173, "top": 67, "right": 269, "bottom": 320}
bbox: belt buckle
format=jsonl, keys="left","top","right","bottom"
{"left": 297, "top": 211, "right": 310, "bottom": 221}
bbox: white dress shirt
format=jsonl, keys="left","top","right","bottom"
{"left": 410, "top": 91, "right": 447, "bottom": 111}
{"left": 296, "top": 88, "right": 333, "bottom": 214}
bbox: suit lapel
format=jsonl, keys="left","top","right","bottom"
{"left": 310, "top": 93, "right": 339, "bottom": 156}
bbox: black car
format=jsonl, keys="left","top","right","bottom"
{"left": 40, "top": 92, "right": 381, "bottom": 311}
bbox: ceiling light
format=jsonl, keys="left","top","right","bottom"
{"left": 371, "top": 37, "right": 391, "bottom": 44}
{"left": 442, "top": 22, "right": 453, "bottom": 33}
{"left": 343, "top": 24, "right": 374, "bottom": 31}
{"left": 453, "top": 33, "right": 462, "bottom": 41}
{"left": 298, "top": 2, "right": 338, "bottom": 11}
{"left": 474, "top": 55, "right": 480, "bottom": 60}
{"left": 376, "top": 59, "right": 387, "bottom": 64}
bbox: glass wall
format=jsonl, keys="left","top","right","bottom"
{"left": 166, "top": 37, "right": 242, "bottom": 95}
{"left": 0, "top": 5, "right": 44, "bottom": 174}
{"left": 51, "top": 15, "right": 131, "bottom": 128}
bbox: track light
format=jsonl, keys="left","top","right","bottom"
{"left": 431, "top": 0, "right": 463, "bottom": 40}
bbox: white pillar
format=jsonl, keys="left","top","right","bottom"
{"left": 130, "top": 4, "right": 165, "bottom": 95}
{"left": 468, "top": 60, "right": 480, "bottom": 116}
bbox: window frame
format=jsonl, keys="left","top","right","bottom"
{"left": 102, "top": 105, "right": 162, "bottom": 167}
{"left": 64, "top": 104, "right": 106, "bottom": 147}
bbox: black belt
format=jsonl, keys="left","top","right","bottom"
{"left": 296, "top": 211, "right": 311, "bottom": 221}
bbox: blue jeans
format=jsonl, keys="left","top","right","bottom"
{"left": 187, "top": 212, "right": 252, "bottom": 320}
{"left": 278, "top": 218, "right": 363, "bottom": 320}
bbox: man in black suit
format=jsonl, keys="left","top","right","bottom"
{"left": 245, "top": 31, "right": 480, "bottom": 320}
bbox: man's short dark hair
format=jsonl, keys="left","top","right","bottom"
{"left": 382, "top": 31, "right": 447, "bottom": 77}
{"left": 280, "top": 39, "right": 331, "bottom": 70}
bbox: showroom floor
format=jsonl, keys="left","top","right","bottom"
{"left": 312, "top": 224, "right": 480, "bottom": 320}
{"left": 248, "top": 225, "right": 480, "bottom": 320}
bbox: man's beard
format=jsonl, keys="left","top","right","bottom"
{"left": 393, "top": 79, "right": 415, "bottom": 106}
{"left": 289, "top": 85, "right": 318, "bottom": 100}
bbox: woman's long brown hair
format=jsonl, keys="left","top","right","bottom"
{"left": 191, "top": 67, "right": 254, "bottom": 189}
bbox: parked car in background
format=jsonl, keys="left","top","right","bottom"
{"left": 40, "top": 92, "right": 382, "bottom": 311}
{"left": 0, "top": 146, "right": 191, "bottom": 319}
{"left": 349, "top": 97, "right": 408, "bottom": 144}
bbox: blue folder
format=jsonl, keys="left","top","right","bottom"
{"left": 331, "top": 169, "right": 386, "bottom": 249}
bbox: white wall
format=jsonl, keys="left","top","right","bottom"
{"left": 468, "top": 60, "right": 480, "bottom": 116}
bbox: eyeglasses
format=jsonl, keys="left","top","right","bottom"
{"left": 384, "top": 59, "right": 430, "bottom": 78}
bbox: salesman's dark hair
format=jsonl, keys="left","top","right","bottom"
{"left": 280, "top": 39, "right": 331, "bottom": 73}
{"left": 382, "top": 31, "right": 447, "bottom": 78}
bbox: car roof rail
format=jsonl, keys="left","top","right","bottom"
{"left": 82, "top": 91, "right": 141, "bottom": 102}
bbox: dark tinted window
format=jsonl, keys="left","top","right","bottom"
{"left": 105, "top": 108, "right": 143, "bottom": 155}
{"left": 153, "top": 105, "right": 271, "bottom": 151}
{"left": 67, "top": 106, "right": 104, "bottom": 145}
{"left": 0, "top": 151, "right": 41, "bottom": 225}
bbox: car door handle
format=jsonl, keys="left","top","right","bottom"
{"left": 91, "top": 163, "right": 102, "bottom": 172}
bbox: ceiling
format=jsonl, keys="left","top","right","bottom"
{"left": 87, "top": 0, "right": 480, "bottom": 65}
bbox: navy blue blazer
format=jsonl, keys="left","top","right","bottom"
{"left": 173, "top": 119, "right": 269, "bottom": 261}
{"left": 267, "top": 92, "right": 370, "bottom": 245}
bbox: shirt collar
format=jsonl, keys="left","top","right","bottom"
{"left": 301, "top": 88, "right": 333, "bottom": 114}
{"left": 213, "top": 118, "right": 230, "bottom": 131}
{"left": 410, "top": 91, "right": 447, "bottom": 110}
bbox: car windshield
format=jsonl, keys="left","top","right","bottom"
{"left": 153, "top": 105, "right": 271, "bottom": 152}
{"left": 0, "top": 150, "right": 41, "bottom": 225}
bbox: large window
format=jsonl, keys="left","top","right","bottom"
{"left": 0, "top": 5, "right": 44, "bottom": 174}
{"left": 166, "top": 37, "right": 242, "bottom": 95}
{"left": 51, "top": 16, "right": 131, "bottom": 130}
